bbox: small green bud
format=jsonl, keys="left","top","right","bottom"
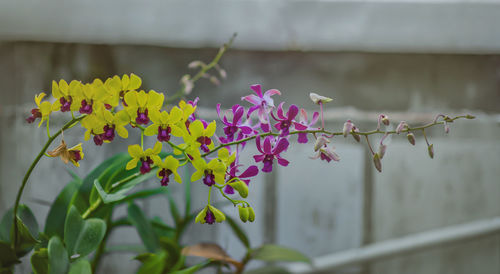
{"left": 248, "top": 207, "right": 255, "bottom": 222}
{"left": 230, "top": 180, "right": 249, "bottom": 198}
{"left": 310, "top": 93, "right": 333, "bottom": 105}
{"left": 428, "top": 144, "right": 434, "bottom": 159}
{"left": 373, "top": 153, "right": 382, "bottom": 172}
{"left": 238, "top": 206, "right": 249, "bottom": 222}
{"left": 465, "top": 114, "right": 475, "bottom": 119}
{"left": 208, "top": 205, "right": 226, "bottom": 223}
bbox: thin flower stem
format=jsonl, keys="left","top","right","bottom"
{"left": 140, "top": 131, "right": 144, "bottom": 149}
{"left": 12, "top": 115, "right": 85, "bottom": 247}
{"left": 365, "top": 135, "right": 375, "bottom": 155}
{"left": 422, "top": 128, "right": 430, "bottom": 146}
{"left": 46, "top": 118, "right": 51, "bottom": 138}
{"left": 202, "top": 115, "right": 470, "bottom": 158}
{"left": 217, "top": 187, "right": 249, "bottom": 207}
{"left": 208, "top": 186, "right": 212, "bottom": 204}
{"left": 165, "top": 33, "right": 237, "bottom": 104}
{"left": 320, "top": 102, "right": 325, "bottom": 129}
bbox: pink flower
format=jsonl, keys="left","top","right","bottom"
{"left": 224, "top": 164, "right": 259, "bottom": 194}
{"left": 253, "top": 136, "right": 289, "bottom": 172}
{"left": 293, "top": 109, "right": 319, "bottom": 143}
{"left": 271, "top": 103, "right": 299, "bottom": 137}
{"left": 242, "top": 84, "right": 281, "bottom": 131}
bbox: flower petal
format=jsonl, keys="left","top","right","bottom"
{"left": 128, "top": 144, "right": 143, "bottom": 158}
{"left": 273, "top": 138, "right": 289, "bottom": 154}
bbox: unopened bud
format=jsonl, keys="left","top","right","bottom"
{"left": 466, "top": 114, "right": 475, "bottom": 119}
{"left": 396, "top": 121, "right": 408, "bottom": 134}
{"left": 310, "top": 93, "right": 333, "bottom": 105}
{"left": 248, "top": 207, "right": 255, "bottom": 222}
{"left": 343, "top": 120, "right": 353, "bottom": 138}
{"left": 230, "top": 180, "right": 249, "bottom": 198}
{"left": 351, "top": 127, "right": 360, "bottom": 142}
{"left": 188, "top": 60, "right": 205, "bottom": 69}
{"left": 428, "top": 144, "right": 434, "bottom": 159}
{"left": 378, "top": 144, "right": 387, "bottom": 159}
{"left": 180, "top": 75, "right": 194, "bottom": 95}
{"left": 407, "top": 132, "right": 416, "bottom": 146}
{"left": 373, "top": 153, "right": 382, "bottom": 172}
{"left": 378, "top": 114, "right": 390, "bottom": 128}
{"left": 209, "top": 76, "right": 220, "bottom": 86}
{"left": 238, "top": 206, "right": 249, "bottom": 222}
{"left": 444, "top": 122, "right": 450, "bottom": 134}
{"left": 218, "top": 69, "right": 227, "bottom": 79}
{"left": 314, "top": 136, "right": 330, "bottom": 151}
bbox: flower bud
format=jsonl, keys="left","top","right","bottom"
{"left": 378, "top": 114, "right": 390, "bottom": 128}
{"left": 444, "top": 122, "right": 450, "bottom": 134}
{"left": 378, "top": 144, "right": 387, "bottom": 159}
{"left": 407, "top": 133, "right": 416, "bottom": 146}
{"left": 351, "top": 127, "right": 360, "bottom": 142}
{"left": 466, "top": 114, "right": 475, "bottom": 119}
{"left": 309, "top": 93, "right": 333, "bottom": 105}
{"left": 248, "top": 207, "right": 255, "bottom": 222}
{"left": 238, "top": 206, "right": 249, "bottom": 222}
{"left": 195, "top": 206, "right": 209, "bottom": 224}
{"left": 396, "top": 121, "right": 408, "bottom": 134}
{"left": 343, "top": 120, "right": 353, "bottom": 138}
{"left": 209, "top": 76, "right": 220, "bottom": 86}
{"left": 314, "top": 136, "right": 330, "bottom": 151}
{"left": 373, "top": 153, "right": 382, "bottom": 172}
{"left": 428, "top": 144, "right": 434, "bottom": 159}
{"left": 188, "top": 60, "right": 205, "bottom": 69}
{"left": 229, "top": 180, "right": 249, "bottom": 198}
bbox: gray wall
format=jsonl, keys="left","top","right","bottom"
{"left": 0, "top": 42, "right": 499, "bottom": 273}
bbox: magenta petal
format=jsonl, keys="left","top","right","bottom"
{"left": 287, "top": 104, "right": 299, "bottom": 120}
{"left": 277, "top": 102, "right": 286, "bottom": 119}
{"left": 216, "top": 104, "right": 222, "bottom": 120}
{"left": 242, "top": 94, "right": 260, "bottom": 105}
{"left": 311, "top": 112, "right": 320, "bottom": 125}
{"left": 240, "top": 126, "right": 253, "bottom": 134}
{"left": 263, "top": 136, "right": 273, "bottom": 154}
{"left": 254, "top": 154, "right": 266, "bottom": 162}
{"left": 264, "top": 88, "right": 281, "bottom": 97}
{"left": 247, "top": 105, "right": 260, "bottom": 118}
{"left": 240, "top": 165, "right": 259, "bottom": 178}
{"left": 255, "top": 136, "right": 264, "bottom": 153}
{"left": 273, "top": 138, "right": 290, "bottom": 154}
{"left": 294, "top": 122, "right": 308, "bottom": 130}
{"left": 297, "top": 132, "right": 308, "bottom": 143}
{"left": 277, "top": 157, "right": 289, "bottom": 167}
{"left": 261, "top": 123, "right": 270, "bottom": 133}
{"left": 250, "top": 84, "right": 263, "bottom": 97}
{"left": 234, "top": 106, "right": 244, "bottom": 124}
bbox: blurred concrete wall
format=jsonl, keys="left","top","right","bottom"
{"left": 0, "top": 42, "right": 499, "bottom": 274}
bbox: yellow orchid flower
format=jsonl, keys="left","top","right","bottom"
{"left": 126, "top": 142, "right": 162, "bottom": 174}
{"left": 191, "top": 158, "right": 226, "bottom": 186}
{"left": 153, "top": 155, "right": 182, "bottom": 186}
{"left": 124, "top": 90, "right": 164, "bottom": 125}
{"left": 217, "top": 147, "right": 236, "bottom": 167}
{"left": 51, "top": 80, "right": 80, "bottom": 112}
{"left": 185, "top": 120, "right": 217, "bottom": 153}
{"left": 26, "top": 92, "right": 59, "bottom": 127}
{"left": 81, "top": 114, "right": 105, "bottom": 143}
{"left": 47, "top": 139, "right": 84, "bottom": 167}
{"left": 195, "top": 205, "right": 225, "bottom": 224}
{"left": 73, "top": 80, "right": 104, "bottom": 115}
{"left": 96, "top": 109, "right": 130, "bottom": 141}
{"left": 144, "top": 107, "right": 184, "bottom": 142}
{"left": 103, "top": 74, "right": 142, "bottom": 108}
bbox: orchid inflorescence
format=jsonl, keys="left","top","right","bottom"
{"left": 26, "top": 73, "right": 474, "bottom": 225}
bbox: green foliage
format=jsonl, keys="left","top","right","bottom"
{"left": 48, "top": 236, "right": 69, "bottom": 274}
{"left": 225, "top": 216, "right": 250, "bottom": 249}
{"left": 0, "top": 205, "right": 40, "bottom": 258}
{"left": 45, "top": 179, "right": 82, "bottom": 239}
{"left": 251, "top": 244, "right": 311, "bottom": 264}
{"left": 68, "top": 259, "right": 91, "bottom": 274}
{"left": 0, "top": 241, "right": 19, "bottom": 268}
{"left": 30, "top": 248, "right": 48, "bottom": 274}
{"left": 243, "top": 266, "right": 291, "bottom": 274}
{"left": 64, "top": 206, "right": 106, "bottom": 258}
{"left": 127, "top": 203, "right": 159, "bottom": 252}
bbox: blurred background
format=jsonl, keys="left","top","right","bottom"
{"left": 1, "top": 0, "right": 499, "bottom": 273}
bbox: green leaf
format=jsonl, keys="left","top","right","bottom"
{"left": 170, "top": 260, "right": 210, "bottom": 274}
{"left": 30, "top": 248, "right": 48, "bottom": 274}
{"left": 0, "top": 241, "right": 19, "bottom": 268}
{"left": 64, "top": 206, "right": 106, "bottom": 258}
{"left": 68, "top": 259, "right": 91, "bottom": 274}
{"left": 151, "top": 217, "right": 176, "bottom": 239}
{"left": 12, "top": 217, "right": 39, "bottom": 256}
{"left": 165, "top": 188, "right": 181, "bottom": 225}
{"left": 45, "top": 179, "right": 82, "bottom": 239}
{"left": 128, "top": 203, "right": 159, "bottom": 252}
{"left": 183, "top": 167, "right": 191, "bottom": 218}
{"left": 251, "top": 244, "right": 311, "bottom": 264}
{"left": 158, "top": 237, "right": 180, "bottom": 271}
{"left": 48, "top": 236, "right": 69, "bottom": 274}
{"left": 136, "top": 251, "right": 166, "bottom": 274}
{"left": 0, "top": 204, "right": 39, "bottom": 243}
{"left": 243, "top": 266, "right": 291, "bottom": 274}
{"left": 93, "top": 170, "right": 157, "bottom": 204}
{"left": 77, "top": 153, "right": 131, "bottom": 210}
{"left": 225, "top": 216, "right": 250, "bottom": 249}
{"left": 89, "top": 156, "right": 132, "bottom": 205}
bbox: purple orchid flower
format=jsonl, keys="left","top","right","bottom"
{"left": 216, "top": 104, "right": 254, "bottom": 143}
{"left": 270, "top": 103, "right": 300, "bottom": 137}
{"left": 293, "top": 108, "right": 319, "bottom": 143}
{"left": 254, "top": 135, "right": 290, "bottom": 172}
{"left": 242, "top": 84, "right": 281, "bottom": 132}
{"left": 224, "top": 164, "right": 259, "bottom": 194}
